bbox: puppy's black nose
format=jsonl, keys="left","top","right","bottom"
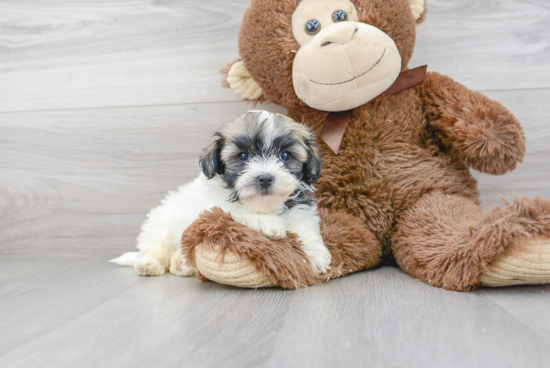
{"left": 257, "top": 174, "right": 274, "bottom": 189}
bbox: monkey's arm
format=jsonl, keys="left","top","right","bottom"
{"left": 419, "top": 72, "right": 525, "bottom": 175}
{"left": 181, "top": 207, "right": 382, "bottom": 289}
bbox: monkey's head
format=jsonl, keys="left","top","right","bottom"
{"left": 224, "top": 0, "right": 426, "bottom": 112}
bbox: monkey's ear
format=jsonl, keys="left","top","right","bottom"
{"left": 199, "top": 134, "right": 225, "bottom": 179}
{"left": 410, "top": 0, "right": 427, "bottom": 24}
{"left": 221, "top": 59, "right": 263, "bottom": 101}
{"left": 303, "top": 138, "right": 322, "bottom": 184}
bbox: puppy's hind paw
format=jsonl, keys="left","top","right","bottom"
{"left": 169, "top": 253, "right": 196, "bottom": 277}
{"left": 134, "top": 256, "right": 165, "bottom": 276}
{"left": 310, "top": 258, "right": 331, "bottom": 275}
{"left": 304, "top": 246, "right": 332, "bottom": 275}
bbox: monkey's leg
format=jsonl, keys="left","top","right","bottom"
{"left": 181, "top": 207, "right": 382, "bottom": 289}
{"left": 317, "top": 208, "right": 383, "bottom": 280}
{"left": 392, "top": 191, "right": 550, "bottom": 291}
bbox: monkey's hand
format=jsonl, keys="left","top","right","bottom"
{"left": 421, "top": 72, "right": 525, "bottom": 175}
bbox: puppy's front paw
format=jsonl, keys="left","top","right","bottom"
{"left": 134, "top": 255, "right": 165, "bottom": 276}
{"left": 238, "top": 215, "right": 287, "bottom": 240}
{"left": 259, "top": 221, "right": 287, "bottom": 240}
{"left": 308, "top": 251, "right": 332, "bottom": 274}
{"left": 302, "top": 239, "right": 332, "bottom": 275}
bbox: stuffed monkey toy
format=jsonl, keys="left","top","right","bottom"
{"left": 181, "top": 0, "right": 550, "bottom": 291}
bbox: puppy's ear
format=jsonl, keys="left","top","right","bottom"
{"left": 303, "top": 138, "right": 322, "bottom": 184}
{"left": 199, "top": 133, "right": 225, "bottom": 179}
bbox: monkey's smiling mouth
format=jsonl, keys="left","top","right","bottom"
{"left": 309, "top": 48, "right": 387, "bottom": 86}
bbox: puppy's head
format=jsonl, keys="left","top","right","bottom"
{"left": 199, "top": 111, "right": 322, "bottom": 213}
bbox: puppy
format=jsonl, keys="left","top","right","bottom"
{"left": 110, "top": 111, "right": 331, "bottom": 277}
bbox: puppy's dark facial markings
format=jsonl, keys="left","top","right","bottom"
{"left": 199, "top": 133, "right": 225, "bottom": 179}
{"left": 272, "top": 135, "right": 299, "bottom": 152}
{"left": 303, "top": 138, "right": 322, "bottom": 184}
{"left": 200, "top": 111, "right": 323, "bottom": 208}
{"left": 225, "top": 132, "right": 304, "bottom": 190}
{"left": 232, "top": 135, "right": 259, "bottom": 155}
{"left": 285, "top": 188, "right": 315, "bottom": 209}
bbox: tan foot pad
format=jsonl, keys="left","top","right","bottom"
{"left": 480, "top": 236, "right": 550, "bottom": 287}
{"left": 195, "top": 245, "right": 275, "bottom": 288}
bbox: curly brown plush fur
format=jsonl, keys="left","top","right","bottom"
{"left": 393, "top": 194, "right": 550, "bottom": 290}
{"left": 181, "top": 207, "right": 382, "bottom": 288}
{"left": 182, "top": 207, "right": 319, "bottom": 289}
{"left": 182, "top": 0, "right": 550, "bottom": 291}
{"left": 421, "top": 72, "right": 525, "bottom": 175}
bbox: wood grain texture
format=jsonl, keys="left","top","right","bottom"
{"left": 0, "top": 254, "right": 549, "bottom": 368}
{"left": 410, "top": 0, "right": 550, "bottom": 92}
{"left": 0, "top": 101, "right": 286, "bottom": 253}
{"left": 0, "top": 0, "right": 247, "bottom": 112}
{"left": 0, "top": 0, "right": 549, "bottom": 112}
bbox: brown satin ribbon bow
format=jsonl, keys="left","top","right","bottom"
{"left": 320, "top": 65, "right": 428, "bottom": 154}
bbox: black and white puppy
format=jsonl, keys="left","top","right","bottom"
{"left": 111, "top": 111, "right": 331, "bottom": 277}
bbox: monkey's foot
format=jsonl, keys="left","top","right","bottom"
{"left": 195, "top": 245, "right": 274, "bottom": 288}
{"left": 181, "top": 207, "right": 321, "bottom": 289}
{"left": 480, "top": 236, "right": 550, "bottom": 287}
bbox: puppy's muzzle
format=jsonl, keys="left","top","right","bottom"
{"left": 257, "top": 174, "right": 274, "bottom": 190}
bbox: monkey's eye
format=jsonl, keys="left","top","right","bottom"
{"left": 332, "top": 10, "right": 347, "bottom": 23}
{"left": 279, "top": 152, "right": 292, "bottom": 162}
{"left": 305, "top": 19, "right": 321, "bottom": 35}
{"left": 238, "top": 152, "right": 250, "bottom": 161}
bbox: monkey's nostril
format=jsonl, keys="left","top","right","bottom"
{"left": 321, "top": 41, "right": 332, "bottom": 47}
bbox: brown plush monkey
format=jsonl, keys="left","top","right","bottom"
{"left": 181, "top": 0, "right": 550, "bottom": 291}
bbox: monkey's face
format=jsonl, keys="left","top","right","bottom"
{"left": 227, "top": 0, "right": 425, "bottom": 112}
{"left": 291, "top": 0, "right": 402, "bottom": 111}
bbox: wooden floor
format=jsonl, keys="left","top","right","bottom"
{"left": 1, "top": 254, "right": 550, "bottom": 368}
{"left": 1, "top": 0, "right": 550, "bottom": 367}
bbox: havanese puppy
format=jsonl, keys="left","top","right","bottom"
{"left": 110, "top": 111, "right": 331, "bottom": 277}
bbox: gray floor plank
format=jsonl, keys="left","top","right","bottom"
{"left": 0, "top": 255, "right": 141, "bottom": 353}
{"left": 1, "top": 255, "right": 549, "bottom": 368}
{"left": 479, "top": 285, "right": 550, "bottom": 338}
{"left": 264, "top": 268, "right": 550, "bottom": 368}
{"left": 0, "top": 254, "right": 292, "bottom": 368}
{"left": 0, "top": 0, "right": 549, "bottom": 112}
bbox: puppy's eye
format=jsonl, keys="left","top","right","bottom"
{"left": 332, "top": 10, "right": 347, "bottom": 22}
{"left": 238, "top": 152, "right": 249, "bottom": 161}
{"left": 279, "top": 151, "right": 292, "bottom": 162}
{"left": 305, "top": 19, "right": 321, "bottom": 35}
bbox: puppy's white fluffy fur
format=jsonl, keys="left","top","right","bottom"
{"left": 111, "top": 111, "right": 331, "bottom": 277}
